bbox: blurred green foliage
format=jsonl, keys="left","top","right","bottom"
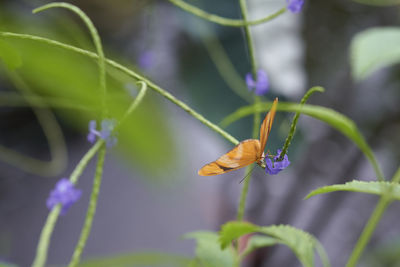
{"left": 351, "top": 27, "right": 400, "bottom": 81}
{"left": 0, "top": 6, "right": 177, "bottom": 179}
{"left": 78, "top": 252, "right": 191, "bottom": 267}
{"left": 364, "top": 238, "right": 400, "bottom": 267}
{"left": 184, "top": 231, "right": 235, "bottom": 267}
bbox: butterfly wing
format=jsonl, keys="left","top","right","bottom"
{"left": 259, "top": 98, "right": 278, "bottom": 156}
{"left": 198, "top": 139, "right": 261, "bottom": 176}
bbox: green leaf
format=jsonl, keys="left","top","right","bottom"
{"left": 241, "top": 235, "right": 278, "bottom": 258}
{"left": 258, "top": 225, "right": 318, "bottom": 267}
{"left": 0, "top": 40, "right": 22, "bottom": 70}
{"left": 352, "top": 0, "right": 400, "bottom": 6}
{"left": 220, "top": 101, "right": 384, "bottom": 181}
{"left": 306, "top": 180, "right": 400, "bottom": 200}
{"left": 219, "top": 221, "right": 259, "bottom": 249}
{"left": 184, "top": 231, "right": 235, "bottom": 267}
{"left": 217, "top": 221, "right": 330, "bottom": 267}
{"left": 351, "top": 27, "right": 400, "bottom": 80}
{"left": 78, "top": 252, "right": 191, "bottom": 267}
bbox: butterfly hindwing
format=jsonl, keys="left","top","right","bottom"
{"left": 198, "top": 139, "right": 261, "bottom": 176}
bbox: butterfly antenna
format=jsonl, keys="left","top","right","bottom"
{"left": 239, "top": 165, "right": 256, "bottom": 184}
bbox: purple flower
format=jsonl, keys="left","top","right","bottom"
{"left": 87, "top": 120, "right": 98, "bottom": 143}
{"left": 265, "top": 149, "right": 290, "bottom": 175}
{"left": 286, "top": 0, "right": 304, "bottom": 13}
{"left": 46, "top": 178, "right": 82, "bottom": 215}
{"left": 138, "top": 51, "right": 153, "bottom": 70}
{"left": 246, "top": 69, "right": 269, "bottom": 95}
{"left": 87, "top": 119, "right": 117, "bottom": 147}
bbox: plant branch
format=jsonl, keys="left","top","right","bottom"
{"left": 167, "top": 0, "right": 286, "bottom": 27}
{"left": 31, "top": 140, "right": 103, "bottom": 267}
{"left": 68, "top": 146, "right": 106, "bottom": 267}
{"left": 0, "top": 32, "right": 239, "bottom": 145}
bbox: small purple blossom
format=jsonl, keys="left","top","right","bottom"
{"left": 286, "top": 0, "right": 304, "bottom": 13}
{"left": 87, "top": 119, "right": 117, "bottom": 147}
{"left": 87, "top": 120, "right": 97, "bottom": 143}
{"left": 138, "top": 51, "right": 153, "bottom": 70}
{"left": 46, "top": 178, "right": 82, "bottom": 215}
{"left": 246, "top": 69, "right": 269, "bottom": 96}
{"left": 265, "top": 149, "right": 290, "bottom": 175}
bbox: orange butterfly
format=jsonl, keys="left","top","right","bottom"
{"left": 198, "top": 98, "right": 278, "bottom": 176}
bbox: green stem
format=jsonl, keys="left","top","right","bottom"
{"left": 68, "top": 82, "right": 147, "bottom": 267}
{"left": 33, "top": 2, "right": 108, "bottom": 119}
{"left": 168, "top": 0, "right": 286, "bottom": 27}
{"left": 118, "top": 81, "right": 148, "bottom": 128}
{"left": 278, "top": 87, "right": 324, "bottom": 160}
{"left": 236, "top": 167, "right": 252, "bottom": 221}
{"left": 251, "top": 97, "right": 261, "bottom": 139}
{"left": 236, "top": 0, "right": 260, "bottom": 223}
{"left": 0, "top": 32, "right": 239, "bottom": 145}
{"left": 31, "top": 140, "right": 103, "bottom": 267}
{"left": 70, "top": 141, "right": 104, "bottom": 184}
{"left": 346, "top": 197, "right": 391, "bottom": 267}
{"left": 32, "top": 206, "right": 62, "bottom": 267}
{"left": 346, "top": 166, "right": 400, "bottom": 267}
{"left": 239, "top": 0, "right": 257, "bottom": 77}
{"left": 201, "top": 31, "right": 253, "bottom": 103}
{"left": 68, "top": 146, "right": 106, "bottom": 267}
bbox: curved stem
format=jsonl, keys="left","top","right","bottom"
{"left": 118, "top": 81, "right": 148, "bottom": 128}
{"left": 0, "top": 32, "right": 239, "bottom": 145}
{"left": 168, "top": 0, "right": 286, "bottom": 27}
{"left": 278, "top": 87, "right": 324, "bottom": 160}
{"left": 68, "top": 146, "right": 106, "bottom": 267}
{"left": 33, "top": 2, "right": 108, "bottom": 119}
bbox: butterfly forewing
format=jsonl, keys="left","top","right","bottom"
{"left": 259, "top": 98, "right": 278, "bottom": 154}
{"left": 198, "top": 139, "right": 261, "bottom": 176}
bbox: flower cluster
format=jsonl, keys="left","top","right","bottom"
{"left": 265, "top": 149, "right": 291, "bottom": 175}
{"left": 245, "top": 69, "right": 269, "bottom": 96}
{"left": 46, "top": 178, "right": 82, "bottom": 215}
{"left": 286, "top": 0, "right": 304, "bottom": 13}
{"left": 87, "top": 119, "right": 118, "bottom": 148}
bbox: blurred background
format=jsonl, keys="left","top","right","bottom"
{"left": 0, "top": 0, "right": 400, "bottom": 266}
